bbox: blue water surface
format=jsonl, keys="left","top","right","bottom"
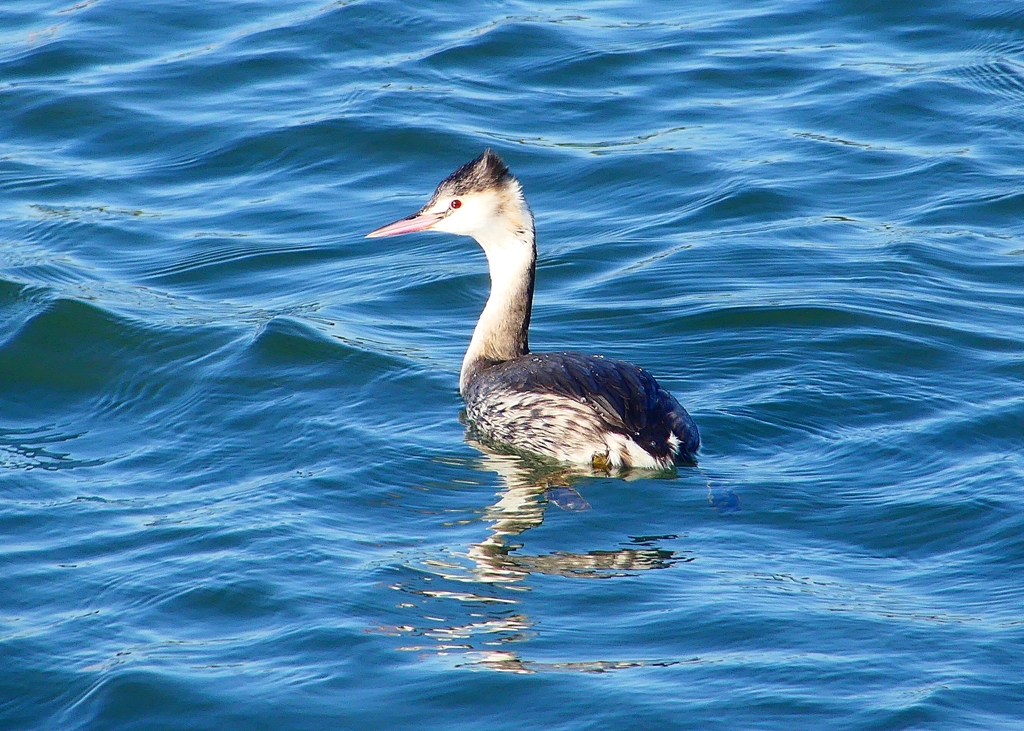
{"left": 2, "top": 1, "right": 1023, "bottom": 729}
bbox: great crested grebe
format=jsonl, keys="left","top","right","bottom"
{"left": 367, "top": 150, "right": 699, "bottom": 469}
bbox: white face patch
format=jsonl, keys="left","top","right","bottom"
{"left": 429, "top": 190, "right": 503, "bottom": 237}
{"left": 429, "top": 179, "right": 532, "bottom": 242}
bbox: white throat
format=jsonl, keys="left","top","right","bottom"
{"left": 459, "top": 220, "right": 536, "bottom": 394}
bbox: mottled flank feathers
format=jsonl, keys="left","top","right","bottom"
{"left": 463, "top": 352, "right": 700, "bottom": 468}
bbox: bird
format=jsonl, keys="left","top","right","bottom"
{"left": 366, "top": 150, "right": 699, "bottom": 470}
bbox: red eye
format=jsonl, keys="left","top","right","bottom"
{"left": 450, "top": 199, "right": 461, "bottom": 209}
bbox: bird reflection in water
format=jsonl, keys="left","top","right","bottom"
{"left": 465, "top": 444, "right": 684, "bottom": 585}
{"left": 382, "top": 444, "right": 696, "bottom": 673}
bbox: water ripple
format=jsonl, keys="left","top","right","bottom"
{"left": 2, "top": 0, "right": 1024, "bottom": 729}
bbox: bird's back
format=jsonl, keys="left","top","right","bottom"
{"left": 463, "top": 352, "right": 699, "bottom": 469}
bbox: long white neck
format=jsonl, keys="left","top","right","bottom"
{"left": 459, "top": 221, "right": 536, "bottom": 394}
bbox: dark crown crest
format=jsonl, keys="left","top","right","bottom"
{"left": 434, "top": 149, "right": 513, "bottom": 198}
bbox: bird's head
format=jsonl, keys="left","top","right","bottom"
{"left": 366, "top": 150, "right": 533, "bottom": 244}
